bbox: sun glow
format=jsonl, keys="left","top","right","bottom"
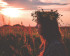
{"left": 0, "top": 2, "right": 8, "bottom": 7}
{"left": 1, "top": 8, "right": 22, "bottom": 17}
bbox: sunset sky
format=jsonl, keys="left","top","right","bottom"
{"left": 0, "top": 0, "right": 70, "bottom": 26}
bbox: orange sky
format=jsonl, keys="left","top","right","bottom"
{"left": 0, "top": 0, "right": 70, "bottom": 26}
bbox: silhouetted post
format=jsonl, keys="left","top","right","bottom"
{"left": 8, "top": 17, "right": 10, "bottom": 25}
{"left": 21, "top": 21, "right": 23, "bottom": 27}
{"left": 2, "top": 14, "right": 5, "bottom": 25}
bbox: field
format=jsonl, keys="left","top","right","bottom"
{"left": 0, "top": 24, "right": 70, "bottom": 56}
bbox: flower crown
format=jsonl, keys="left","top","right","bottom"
{"left": 31, "top": 9, "right": 62, "bottom": 24}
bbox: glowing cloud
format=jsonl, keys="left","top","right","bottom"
{"left": 0, "top": 1, "right": 8, "bottom": 7}
{"left": 1, "top": 8, "right": 23, "bottom": 18}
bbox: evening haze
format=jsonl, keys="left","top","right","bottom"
{"left": 0, "top": 0, "right": 70, "bottom": 26}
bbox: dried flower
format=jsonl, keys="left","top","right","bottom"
{"left": 31, "top": 9, "right": 62, "bottom": 24}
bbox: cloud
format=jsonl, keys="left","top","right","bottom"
{"left": 63, "top": 4, "right": 70, "bottom": 11}
{"left": 0, "top": 1, "right": 9, "bottom": 10}
{"left": 3, "top": 0, "right": 68, "bottom": 10}
{"left": 40, "top": 0, "right": 70, "bottom": 3}
{"left": 38, "top": 4, "right": 70, "bottom": 11}
{"left": 3, "top": 0, "right": 36, "bottom": 9}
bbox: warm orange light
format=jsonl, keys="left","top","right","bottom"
{"left": 0, "top": 2, "right": 8, "bottom": 6}
{"left": 1, "top": 8, "right": 22, "bottom": 17}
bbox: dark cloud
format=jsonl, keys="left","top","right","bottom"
{"left": 3, "top": 0, "right": 36, "bottom": 9}
{"left": 3, "top": 0, "right": 68, "bottom": 10}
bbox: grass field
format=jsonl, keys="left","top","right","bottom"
{"left": 0, "top": 25, "right": 70, "bottom": 56}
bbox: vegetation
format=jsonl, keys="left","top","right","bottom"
{"left": 31, "top": 9, "right": 62, "bottom": 24}
{"left": 0, "top": 25, "right": 70, "bottom": 56}
{"left": 0, "top": 9, "right": 70, "bottom": 56}
{"left": 0, "top": 25, "right": 43, "bottom": 56}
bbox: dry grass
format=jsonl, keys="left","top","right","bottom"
{"left": 0, "top": 25, "right": 70, "bottom": 56}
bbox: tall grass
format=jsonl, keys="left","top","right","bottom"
{"left": 0, "top": 25, "right": 43, "bottom": 56}
{"left": 0, "top": 25, "right": 70, "bottom": 56}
